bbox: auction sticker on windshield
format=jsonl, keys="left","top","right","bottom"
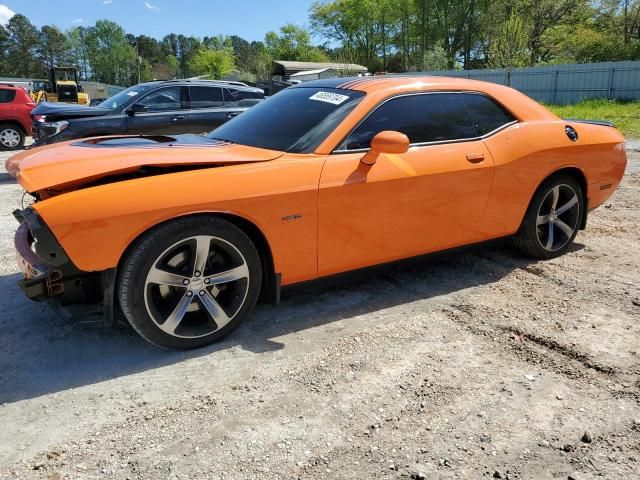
{"left": 309, "top": 91, "right": 350, "bottom": 105}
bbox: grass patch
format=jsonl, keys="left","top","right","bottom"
{"left": 547, "top": 99, "right": 640, "bottom": 138}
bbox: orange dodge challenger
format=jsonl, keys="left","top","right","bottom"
{"left": 7, "top": 77, "right": 627, "bottom": 350}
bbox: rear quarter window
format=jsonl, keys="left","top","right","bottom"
{"left": 463, "top": 94, "right": 516, "bottom": 136}
{"left": 226, "top": 89, "right": 263, "bottom": 102}
{"left": 0, "top": 89, "right": 16, "bottom": 103}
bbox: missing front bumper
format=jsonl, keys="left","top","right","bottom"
{"left": 14, "top": 221, "right": 64, "bottom": 300}
{"left": 13, "top": 208, "right": 118, "bottom": 325}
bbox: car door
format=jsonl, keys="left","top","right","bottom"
{"left": 186, "top": 86, "right": 230, "bottom": 135}
{"left": 317, "top": 92, "right": 496, "bottom": 277}
{"left": 126, "top": 86, "right": 188, "bottom": 135}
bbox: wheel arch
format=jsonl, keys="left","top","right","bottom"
{"left": 0, "top": 120, "right": 27, "bottom": 135}
{"left": 116, "top": 211, "right": 280, "bottom": 308}
{"left": 523, "top": 166, "right": 589, "bottom": 232}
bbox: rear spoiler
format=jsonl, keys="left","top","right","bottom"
{"left": 564, "top": 119, "right": 615, "bottom": 128}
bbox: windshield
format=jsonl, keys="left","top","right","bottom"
{"left": 98, "top": 84, "right": 154, "bottom": 110}
{"left": 209, "top": 87, "right": 365, "bottom": 153}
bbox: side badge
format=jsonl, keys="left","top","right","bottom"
{"left": 282, "top": 214, "right": 303, "bottom": 222}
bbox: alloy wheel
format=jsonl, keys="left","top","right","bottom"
{"left": 143, "top": 235, "right": 250, "bottom": 338}
{"left": 536, "top": 184, "right": 581, "bottom": 252}
{"left": 0, "top": 128, "right": 20, "bottom": 148}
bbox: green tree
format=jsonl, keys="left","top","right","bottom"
{"left": 85, "top": 20, "right": 137, "bottom": 85}
{"left": 177, "top": 35, "right": 201, "bottom": 77}
{"left": 0, "top": 25, "right": 9, "bottom": 71}
{"left": 310, "top": 0, "right": 388, "bottom": 70}
{"left": 247, "top": 42, "right": 273, "bottom": 80}
{"left": 5, "top": 14, "right": 39, "bottom": 77}
{"left": 265, "top": 24, "right": 329, "bottom": 62}
{"left": 431, "top": 0, "right": 486, "bottom": 69}
{"left": 187, "top": 47, "right": 235, "bottom": 79}
{"left": 543, "top": 21, "right": 631, "bottom": 62}
{"left": 67, "top": 26, "right": 90, "bottom": 79}
{"left": 166, "top": 54, "right": 179, "bottom": 77}
{"left": 160, "top": 33, "right": 201, "bottom": 77}
{"left": 488, "top": 9, "right": 530, "bottom": 68}
{"left": 38, "top": 25, "right": 71, "bottom": 70}
{"left": 422, "top": 45, "right": 450, "bottom": 70}
{"left": 521, "top": 0, "right": 582, "bottom": 65}
{"left": 151, "top": 54, "right": 179, "bottom": 80}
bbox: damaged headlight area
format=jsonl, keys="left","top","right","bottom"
{"left": 41, "top": 120, "right": 69, "bottom": 137}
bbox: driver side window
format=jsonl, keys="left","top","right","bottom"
{"left": 137, "top": 87, "right": 183, "bottom": 112}
{"left": 340, "top": 93, "right": 477, "bottom": 150}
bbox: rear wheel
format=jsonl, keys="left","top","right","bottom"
{"left": 514, "top": 175, "right": 583, "bottom": 259}
{"left": 118, "top": 216, "right": 262, "bottom": 350}
{"left": 0, "top": 124, "right": 25, "bottom": 150}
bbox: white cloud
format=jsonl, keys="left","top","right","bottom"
{"left": 71, "top": 18, "right": 84, "bottom": 23}
{"left": 102, "top": 0, "right": 113, "bottom": 4}
{"left": 144, "top": 1, "right": 158, "bottom": 10}
{"left": 0, "top": 4, "right": 16, "bottom": 26}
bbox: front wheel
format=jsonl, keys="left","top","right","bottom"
{"left": 118, "top": 216, "right": 262, "bottom": 350}
{"left": 514, "top": 175, "right": 583, "bottom": 259}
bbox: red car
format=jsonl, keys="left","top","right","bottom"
{"left": 0, "top": 84, "right": 35, "bottom": 150}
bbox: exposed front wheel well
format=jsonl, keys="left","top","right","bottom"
{"left": 214, "top": 213, "right": 280, "bottom": 306}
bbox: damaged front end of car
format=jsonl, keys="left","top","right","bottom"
{"left": 13, "top": 207, "right": 118, "bottom": 325}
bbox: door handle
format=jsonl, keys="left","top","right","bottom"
{"left": 172, "top": 115, "right": 185, "bottom": 121}
{"left": 466, "top": 153, "right": 485, "bottom": 164}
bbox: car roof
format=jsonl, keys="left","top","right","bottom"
{"left": 308, "top": 75, "right": 559, "bottom": 155}
{"left": 291, "top": 75, "right": 511, "bottom": 93}
{"left": 122, "top": 80, "right": 261, "bottom": 93}
{"left": 159, "top": 79, "right": 260, "bottom": 91}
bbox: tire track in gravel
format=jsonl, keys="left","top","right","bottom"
{"left": 441, "top": 303, "right": 640, "bottom": 406}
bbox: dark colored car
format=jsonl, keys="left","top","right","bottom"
{"left": 31, "top": 80, "right": 264, "bottom": 147}
{"left": 0, "top": 85, "right": 36, "bottom": 150}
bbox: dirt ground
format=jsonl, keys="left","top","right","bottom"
{"left": 0, "top": 141, "right": 638, "bottom": 480}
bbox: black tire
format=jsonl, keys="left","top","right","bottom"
{"left": 0, "top": 124, "right": 26, "bottom": 151}
{"left": 118, "top": 216, "right": 262, "bottom": 350}
{"left": 514, "top": 174, "right": 583, "bottom": 259}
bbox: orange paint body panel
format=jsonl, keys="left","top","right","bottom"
{"left": 8, "top": 76, "right": 627, "bottom": 288}
{"left": 317, "top": 140, "right": 495, "bottom": 276}
{"left": 32, "top": 153, "right": 325, "bottom": 285}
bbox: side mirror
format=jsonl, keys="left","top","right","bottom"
{"left": 361, "top": 131, "right": 410, "bottom": 166}
{"left": 127, "top": 104, "right": 147, "bottom": 116}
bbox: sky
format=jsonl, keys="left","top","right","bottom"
{"left": 0, "top": 0, "right": 319, "bottom": 42}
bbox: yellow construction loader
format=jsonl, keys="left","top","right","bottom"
{"left": 30, "top": 67, "right": 90, "bottom": 105}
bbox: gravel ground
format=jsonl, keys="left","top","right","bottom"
{"left": 0, "top": 140, "right": 638, "bottom": 480}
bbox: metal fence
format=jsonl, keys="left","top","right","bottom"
{"left": 404, "top": 61, "right": 640, "bottom": 105}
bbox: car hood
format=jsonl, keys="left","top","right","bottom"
{"left": 31, "top": 101, "right": 112, "bottom": 119}
{"left": 7, "top": 134, "right": 284, "bottom": 193}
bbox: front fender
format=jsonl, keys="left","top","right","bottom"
{"left": 34, "top": 154, "right": 326, "bottom": 286}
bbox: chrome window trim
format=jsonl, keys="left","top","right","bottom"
{"left": 331, "top": 90, "right": 518, "bottom": 154}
